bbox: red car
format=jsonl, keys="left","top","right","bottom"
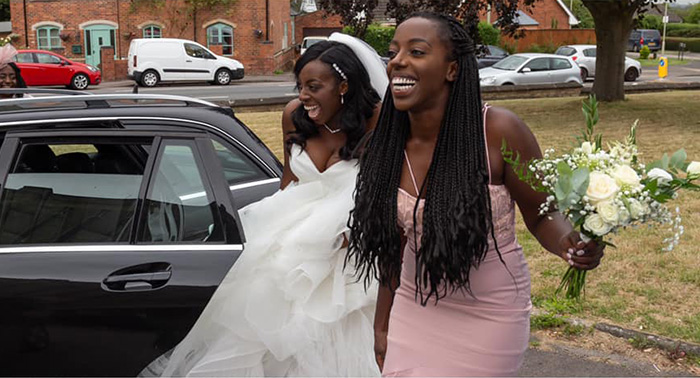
{"left": 14, "top": 50, "right": 101, "bottom": 90}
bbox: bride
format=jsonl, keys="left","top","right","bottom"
{"left": 140, "top": 33, "right": 388, "bottom": 377}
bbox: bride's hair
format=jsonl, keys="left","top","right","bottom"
{"left": 347, "top": 12, "right": 501, "bottom": 305}
{"left": 288, "top": 41, "right": 381, "bottom": 160}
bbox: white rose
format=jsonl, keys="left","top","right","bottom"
{"left": 580, "top": 142, "right": 593, "bottom": 155}
{"left": 586, "top": 172, "right": 619, "bottom": 204}
{"left": 596, "top": 201, "right": 620, "bottom": 225}
{"left": 584, "top": 213, "right": 613, "bottom": 236}
{"left": 627, "top": 199, "right": 647, "bottom": 220}
{"left": 647, "top": 168, "right": 673, "bottom": 185}
{"left": 610, "top": 165, "right": 640, "bottom": 187}
{"left": 687, "top": 161, "right": 700, "bottom": 176}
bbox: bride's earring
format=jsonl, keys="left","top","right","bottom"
{"left": 341, "top": 93, "right": 345, "bottom": 105}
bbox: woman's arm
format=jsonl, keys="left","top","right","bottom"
{"left": 374, "top": 231, "right": 405, "bottom": 371}
{"left": 280, "top": 99, "right": 301, "bottom": 189}
{"left": 487, "top": 107, "right": 604, "bottom": 270}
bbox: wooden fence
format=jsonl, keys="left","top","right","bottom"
{"left": 502, "top": 29, "right": 597, "bottom": 52}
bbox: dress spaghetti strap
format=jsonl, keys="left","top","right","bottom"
{"left": 403, "top": 150, "right": 421, "bottom": 197}
{"left": 483, "top": 103, "right": 492, "bottom": 184}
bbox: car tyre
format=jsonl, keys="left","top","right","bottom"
{"left": 580, "top": 67, "right": 588, "bottom": 82}
{"left": 215, "top": 68, "right": 232, "bottom": 85}
{"left": 70, "top": 73, "right": 90, "bottom": 90}
{"left": 140, "top": 70, "right": 159, "bottom": 87}
{"left": 624, "top": 67, "right": 638, "bottom": 82}
{"left": 502, "top": 82, "right": 514, "bottom": 86}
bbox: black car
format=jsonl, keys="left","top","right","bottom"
{"left": 0, "top": 91, "right": 282, "bottom": 376}
{"left": 477, "top": 44, "right": 509, "bottom": 69}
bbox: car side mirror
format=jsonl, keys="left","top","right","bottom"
{"left": 520, "top": 67, "right": 531, "bottom": 73}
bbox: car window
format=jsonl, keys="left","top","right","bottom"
{"left": 643, "top": 30, "right": 661, "bottom": 39}
{"left": 36, "top": 53, "right": 62, "bottom": 64}
{"left": 492, "top": 55, "right": 528, "bottom": 70}
{"left": 524, "top": 58, "right": 550, "bottom": 71}
{"left": 185, "top": 43, "right": 208, "bottom": 59}
{"left": 555, "top": 47, "right": 576, "bottom": 56}
{"left": 583, "top": 48, "right": 596, "bottom": 57}
{"left": 211, "top": 139, "right": 268, "bottom": 186}
{"left": 488, "top": 45, "right": 507, "bottom": 56}
{"left": 139, "top": 141, "right": 223, "bottom": 243}
{"left": 0, "top": 142, "right": 147, "bottom": 245}
{"left": 14, "top": 53, "right": 34, "bottom": 63}
{"left": 550, "top": 58, "right": 573, "bottom": 70}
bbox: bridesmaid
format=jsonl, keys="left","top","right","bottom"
{"left": 347, "top": 12, "right": 605, "bottom": 377}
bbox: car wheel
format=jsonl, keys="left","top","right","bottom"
{"left": 215, "top": 68, "right": 232, "bottom": 85}
{"left": 502, "top": 82, "right": 514, "bottom": 85}
{"left": 624, "top": 67, "right": 638, "bottom": 82}
{"left": 140, "top": 70, "right": 159, "bottom": 87}
{"left": 70, "top": 73, "right": 90, "bottom": 90}
{"left": 580, "top": 67, "right": 588, "bottom": 82}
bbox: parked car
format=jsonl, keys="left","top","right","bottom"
{"left": 478, "top": 53, "right": 582, "bottom": 86}
{"left": 627, "top": 29, "right": 662, "bottom": 52}
{"left": 0, "top": 92, "right": 282, "bottom": 376}
{"left": 127, "top": 38, "right": 245, "bottom": 87}
{"left": 300, "top": 36, "right": 328, "bottom": 55}
{"left": 13, "top": 49, "right": 101, "bottom": 90}
{"left": 555, "top": 44, "right": 642, "bottom": 82}
{"left": 476, "top": 44, "right": 509, "bottom": 69}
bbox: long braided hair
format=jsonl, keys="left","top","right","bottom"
{"left": 347, "top": 12, "right": 500, "bottom": 305}
{"left": 287, "top": 40, "right": 381, "bottom": 160}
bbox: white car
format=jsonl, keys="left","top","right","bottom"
{"left": 555, "top": 44, "right": 642, "bottom": 82}
{"left": 300, "top": 36, "right": 328, "bottom": 55}
{"left": 127, "top": 38, "right": 244, "bottom": 87}
{"left": 479, "top": 53, "right": 582, "bottom": 86}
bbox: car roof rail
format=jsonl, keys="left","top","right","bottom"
{"left": 0, "top": 88, "right": 95, "bottom": 96}
{"left": 0, "top": 93, "right": 221, "bottom": 111}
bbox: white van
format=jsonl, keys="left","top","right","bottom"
{"left": 300, "top": 36, "right": 328, "bottom": 55}
{"left": 127, "top": 38, "right": 244, "bottom": 87}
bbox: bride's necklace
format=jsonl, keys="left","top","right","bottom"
{"left": 324, "top": 123, "right": 341, "bottom": 134}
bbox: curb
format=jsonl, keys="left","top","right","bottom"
{"left": 532, "top": 308, "right": 700, "bottom": 358}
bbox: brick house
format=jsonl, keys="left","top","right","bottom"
{"left": 10, "top": 0, "right": 296, "bottom": 77}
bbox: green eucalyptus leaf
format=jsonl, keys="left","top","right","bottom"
{"left": 670, "top": 149, "right": 687, "bottom": 170}
{"left": 572, "top": 167, "right": 590, "bottom": 195}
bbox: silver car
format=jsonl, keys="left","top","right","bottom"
{"left": 479, "top": 53, "right": 582, "bottom": 86}
{"left": 555, "top": 44, "right": 642, "bottom": 82}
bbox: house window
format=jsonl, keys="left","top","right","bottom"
{"left": 143, "top": 25, "right": 162, "bottom": 38}
{"left": 206, "top": 23, "right": 233, "bottom": 56}
{"left": 37, "top": 26, "right": 61, "bottom": 49}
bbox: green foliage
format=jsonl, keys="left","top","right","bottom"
{"left": 666, "top": 23, "right": 700, "bottom": 37}
{"left": 344, "top": 24, "right": 395, "bottom": 57}
{"left": 638, "top": 14, "right": 662, "bottom": 31}
{"left": 666, "top": 37, "right": 700, "bottom": 52}
{"left": 562, "top": 324, "right": 588, "bottom": 336}
{"left": 533, "top": 296, "right": 583, "bottom": 315}
{"left": 687, "top": 3, "right": 700, "bottom": 24}
{"left": 639, "top": 45, "right": 651, "bottom": 59}
{"left": 477, "top": 21, "right": 500, "bottom": 46}
{"left": 571, "top": 0, "right": 594, "bottom": 29}
{"left": 531, "top": 313, "right": 566, "bottom": 330}
{"left": 273, "top": 69, "right": 284, "bottom": 75}
{"left": 525, "top": 42, "right": 558, "bottom": 53}
{"left": 500, "top": 40, "right": 517, "bottom": 54}
{"left": 628, "top": 335, "right": 655, "bottom": 350}
{"left": 0, "top": 0, "right": 9, "bottom": 22}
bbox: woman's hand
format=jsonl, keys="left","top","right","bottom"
{"left": 558, "top": 231, "right": 605, "bottom": 270}
{"left": 374, "top": 330, "right": 387, "bottom": 372}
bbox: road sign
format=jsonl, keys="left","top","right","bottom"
{"left": 658, "top": 57, "right": 668, "bottom": 78}
{"left": 663, "top": 16, "right": 669, "bottom": 23}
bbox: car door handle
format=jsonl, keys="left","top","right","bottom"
{"left": 186, "top": 60, "right": 192, "bottom": 62}
{"left": 102, "top": 264, "right": 172, "bottom": 292}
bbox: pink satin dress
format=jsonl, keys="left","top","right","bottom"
{"left": 382, "top": 106, "right": 532, "bottom": 377}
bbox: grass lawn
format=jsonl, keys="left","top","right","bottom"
{"left": 237, "top": 91, "right": 700, "bottom": 344}
{"left": 636, "top": 57, "right": 690, "bottom": 67}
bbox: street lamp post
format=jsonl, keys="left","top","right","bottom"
{"left": 661, "top": 0, "right": 669, "bottom": 55}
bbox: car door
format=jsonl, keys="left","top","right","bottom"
{"left": 183, "top": 43, "right": 214, "bottom": 81}
{"left": 581, "top": 48, "right": 597, "bottom": 76}
{"left": 518, "top": 57, "right": 551, "bottom": 85}
{"left": 549, "top": 57, "right": 575, "bottom": 83}
{"left": 34, "top": 52, "right": 72, "bottom": 86}
{"left": 0, "top": 129, "right": 244, "bottom": 376}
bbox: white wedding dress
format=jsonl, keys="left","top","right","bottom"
{"left": 141, "top": 144, "right": 379, "bottom": 377}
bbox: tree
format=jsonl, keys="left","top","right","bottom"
{"left": 581, "top": 0, "right": 673, "bottom": 102}
{"left": 316, "top": 0, "right": 379, "bottom": 38}
{"left": 687, "top": 3, "right": 700, "bottom": 24}
{"left": 0, "top": 0, "right": 9, "bottom": 22}
{"left": 570, "top": 0, "right": 594, "bottom": 29}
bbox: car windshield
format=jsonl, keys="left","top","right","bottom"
{"left": 303, "top": 38, "right": 325, "bottom": 48}
{"left": 492, "top": 55, "right": 528, "bottom": 70}
{"left": 555, "top": 47, "right": 576, "bottom": 56}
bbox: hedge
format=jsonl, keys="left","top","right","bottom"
{"left": 665, "top": 37, "right": 700, "bottom": 53}
{"left": 665, "top": 23, "right": 700, "bottom": 38}
{"left": 342, "top": 25, "right": 395, "bottom": 57}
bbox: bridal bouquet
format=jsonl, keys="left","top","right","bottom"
{"left": 503, "top": 95, "right": 700, "bottom": 299}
